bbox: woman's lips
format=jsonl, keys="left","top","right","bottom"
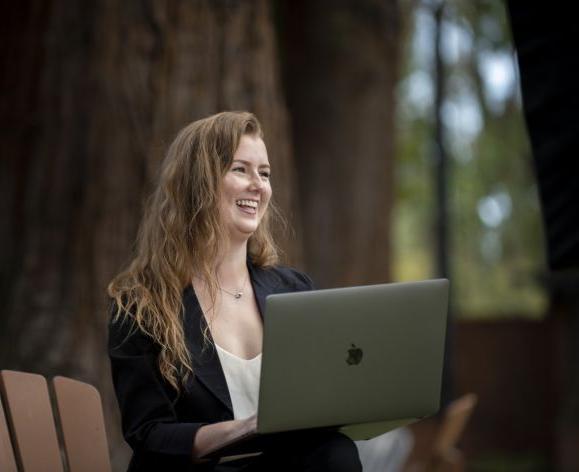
{"left": 237, "top": 204, "right": 257, "bottom": 215}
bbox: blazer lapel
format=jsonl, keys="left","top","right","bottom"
{"left": 247, "top": 260, "right": 288, "bottom": 319}
{"left": 248, "top": 261, "right": 271, "bottom": 319}
{"left": 182, "top": 285, "right": 233, "bottom": 414}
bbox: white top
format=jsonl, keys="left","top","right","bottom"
{"left": 215, "top": 344, "right": 262, "bottom": 420}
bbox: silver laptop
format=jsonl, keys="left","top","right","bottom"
{"left": 204, "top": 278, "right": 448, "bottom": 458}
{"left": 257, "top": 278, "right": 449, "bottom": 438}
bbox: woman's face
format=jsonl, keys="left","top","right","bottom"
{"left": 220, "top": 134, "right": 272, "bottom": 242}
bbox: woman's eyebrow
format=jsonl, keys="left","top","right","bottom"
{"left": 232, "top": 159, "right": 271, "bottom": 168}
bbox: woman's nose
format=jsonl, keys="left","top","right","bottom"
{"left": 248, "top": 171, "right": 264, "bottom": 191}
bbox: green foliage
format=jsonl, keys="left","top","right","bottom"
{"left": 393, "top": 0, "right": 547, "bottom": 318}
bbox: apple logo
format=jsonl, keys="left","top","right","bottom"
{"left": 346, "top": 343, "right": 363, "bottom": 365}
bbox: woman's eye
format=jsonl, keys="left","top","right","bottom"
{"left": 232, "top": 166, "right": 246, "bottom": 173}
{"left": 260, "top": 171, "right": 271, "bottom": 179}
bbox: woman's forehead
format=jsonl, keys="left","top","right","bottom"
{"left": 234, "top": 135, "right": 269, "bottom": 166}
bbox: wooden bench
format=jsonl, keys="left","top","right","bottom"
{"left": 0, "top": 370, "right": 111, "bottom": 472}
{"left": 405, "top": 393, "right": 478, "bottom": 472}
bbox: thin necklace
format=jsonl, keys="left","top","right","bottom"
{"left": 219, "top": 271, "right": 249, "bottom": 300}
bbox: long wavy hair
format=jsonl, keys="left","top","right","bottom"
{"left": 108, "top": 111, "right": 280, "bottom": 391}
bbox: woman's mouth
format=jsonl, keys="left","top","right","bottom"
{"left": 236, "top": 199, "right": 258, "bottom": 215}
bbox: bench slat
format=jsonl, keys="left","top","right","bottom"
{"left": 0, "top": 394, "right": 18, "bottom": 472}
{"left": 52, "top": 376, "right": 112, "bottom": 472}
{"left": 0, "top": 370, "right": 63, "bottom": 472}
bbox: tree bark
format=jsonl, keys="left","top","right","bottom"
{"left": 281, "top": 0, "right": 401, "bottom": 287}
{"left": 0, "top": 1, "right": 296, "bottom": 467}
{"left": 1, "top": 1, "right": 402, "bottom": 468}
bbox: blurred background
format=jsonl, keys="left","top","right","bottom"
{"left": 1, "top": 0, "right": 578, "bottom": 470}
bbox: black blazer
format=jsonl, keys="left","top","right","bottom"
{"left": 108, "top": 262, "right": 314, "bottom": 471}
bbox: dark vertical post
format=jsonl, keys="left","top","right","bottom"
{"left": 433, "top": 1, "right": 449, "bottom": 281}
{"left": 507, "top": 1, "right": 579, "bottom": 468}
{"left": 432, "top": 0, "right": 452, "bottom": 406}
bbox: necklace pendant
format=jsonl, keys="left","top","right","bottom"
{"left": 234, "top": 292, "right": 243, "bottom": 299}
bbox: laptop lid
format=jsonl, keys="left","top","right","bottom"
{"left": 256, "top": 278, "right": 449, "bottom": 436}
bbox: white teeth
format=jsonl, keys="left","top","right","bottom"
{"left": 236, "top": 199, "right": 258, "bottom": 208}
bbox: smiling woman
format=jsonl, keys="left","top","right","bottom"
{"left": 106, "top": 111, "right": 362, "bottom": 472}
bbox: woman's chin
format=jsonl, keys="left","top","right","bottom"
{"left": 228, "top": 225, "right": 257, "bottom": 242}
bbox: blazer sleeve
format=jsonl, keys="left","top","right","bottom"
{"left": 108, "top": 304, "right": 204, "bottom": 461}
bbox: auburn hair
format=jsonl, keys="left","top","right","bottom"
{"left": 108, "top": 111, "right": 280, "bottom": 390}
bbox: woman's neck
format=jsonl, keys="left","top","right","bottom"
{"left": 216, "top": 240, "right": 249, "bottom": 288}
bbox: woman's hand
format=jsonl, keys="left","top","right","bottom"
{"left": 236, "top": 414, "right": 257, "bottom": 438}
{"left": 192, "top": 415, "right": 257, "bottom": 460}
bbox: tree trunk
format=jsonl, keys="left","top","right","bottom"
{"left": 0, "top": 1, "right": 296, "bottom": 468}
{"left": 280, "top": 0, "right": 401, "bottom": 287}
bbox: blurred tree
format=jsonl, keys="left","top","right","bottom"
{"left": 279, "top": 0, "right": 401, "bottom": 288}
{"left": 0, "top": 0, "right": 297, "bottom": 466}
{"left": 0, "top": 0, "right": 402, "bottom": 468}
